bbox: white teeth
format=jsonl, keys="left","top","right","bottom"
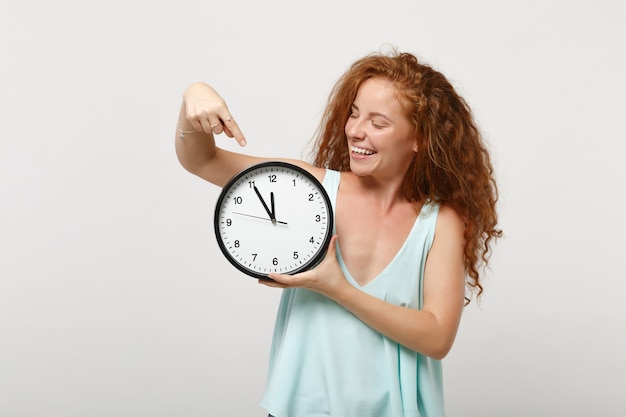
{"left": 351, "top": 146, "right": 375, "bottom": 155}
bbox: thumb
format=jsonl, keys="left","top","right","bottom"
{"left": 325, "top": 235, "right": 339, "bottom": 257}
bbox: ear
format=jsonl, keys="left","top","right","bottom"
{"left": 412, "top": 142, "right": 418, "bottom": 153}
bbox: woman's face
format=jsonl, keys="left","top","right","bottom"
{"left": 345, "top": 77, "right": 417, "bottom": 181}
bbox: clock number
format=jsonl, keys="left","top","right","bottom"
{"left": 234, "top": 240, "right": 240, "bottom": 248}
{"left": 273, "top": 257, "right": 279, "bottom": 266}
{"left": 234, "top": 196, "right": 243, "bottom": 204}
{"left": 252, "top": 253, "right": 258, "bottom": 261}
{"left": 268, "top": 174, "right": 277, "bottom": 183}
{"left": 315, "top": 214, "right": 321, "bottom": 222}
{"left": 309, "top": 236, "right": 315, "bottom": 244}
{"left": 248, "top": 180, "right": 255, "bottom": 188}
{"left": 292, "top": 179, "right": 297, "bottom": 186}
{"left": 226, "top": 219, "right": 232, "bottom": 226}
{"left": 308, "top": 193, "right": 314, "bottom": 201}
{"left": 293, "top": 251, "right": 299, "bottom": 259}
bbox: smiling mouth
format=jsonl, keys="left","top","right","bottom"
{"left": 351, "top": 146, "right": 376, "bottom": 155}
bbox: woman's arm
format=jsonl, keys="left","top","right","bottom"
{"left": 175, "top": 82, "right": 325, "bottom": 186}
{"left": 263, "top": 205, "right": 466, "bottom": 359}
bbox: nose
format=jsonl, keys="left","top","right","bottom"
{"left": 345, "top": 116, "right": 365, "bottom": 141}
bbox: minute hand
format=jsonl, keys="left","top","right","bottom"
{"left": 253, "top": 186, "right": 276, "bottom": 223}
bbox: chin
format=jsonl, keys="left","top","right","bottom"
{"left": 349, "top": 160, "right": 373, "bottom": 177}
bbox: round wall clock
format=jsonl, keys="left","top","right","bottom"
{"left": 214, "top": 161, "right": 334, "bottom": 279}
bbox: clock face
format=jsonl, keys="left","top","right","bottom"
{"left": 214, "top": 161, "right": 334, "bottom": 279}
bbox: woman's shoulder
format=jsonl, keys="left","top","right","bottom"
{"left": 274, "top": 159, "right": 326, "bottom": 183}
{"left": 433, "top": 204, "right": 465, "bottom": 238}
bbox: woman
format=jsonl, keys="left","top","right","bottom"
{"left": 175, "top": 50, "right": 501, "bottom": 417}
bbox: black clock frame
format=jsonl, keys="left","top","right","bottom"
{"left": 213, "top": 161, "right": 334, "bottom": 280}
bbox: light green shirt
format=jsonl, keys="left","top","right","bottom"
{"left": 261, "top": 170, "right": 444, "bottom": 417}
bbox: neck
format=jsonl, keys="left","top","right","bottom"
{"left": 353, "top": 173, "right": 408, "bottom": 213}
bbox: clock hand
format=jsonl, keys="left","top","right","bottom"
{"left": 270, "top": 192, "right": 275, "bottom": 219}
{"left": 232, "top": 211, "right": 287, "bottom": 225}
{"left": 253, "top": 185, "right": 276, "bottom": 223}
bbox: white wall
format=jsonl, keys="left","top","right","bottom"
{"left": 1, "top": 1, "right": 624, "bottom": 416}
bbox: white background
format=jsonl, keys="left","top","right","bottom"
{"left": 1, "top": 1, "right": 625, "bottom": 416}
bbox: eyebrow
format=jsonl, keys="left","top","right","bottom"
{"left": 350, "top": 104, "right": 393, "bottom": 122}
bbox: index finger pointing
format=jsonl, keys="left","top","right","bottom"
{"left": 222, "top": 116, "right": 247, "bottom": 146}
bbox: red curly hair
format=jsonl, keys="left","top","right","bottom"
{"left": 312, "top": 50, "right": 502, "bottom": 300}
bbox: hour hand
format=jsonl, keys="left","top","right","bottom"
{"left": 253, "top": 186, "right": 276, "bottom": 223}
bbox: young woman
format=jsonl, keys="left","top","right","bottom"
{"left": 175, "top": 50, "right": 501, "bottom": 417}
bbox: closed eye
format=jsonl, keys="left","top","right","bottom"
{"left": 371, "top": 119, "right": 387, "bottom": 129}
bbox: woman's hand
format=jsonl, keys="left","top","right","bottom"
{"left": 182, "top": 82, "right": 246, "bottom": 146}
{"left": 259, "top": 236, "right": 351, "bottom": 299}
